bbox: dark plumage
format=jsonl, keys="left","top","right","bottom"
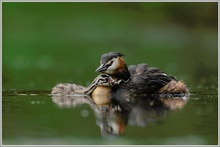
{"left": 111, "top": 63, "right": 173, "bottom": 97}
{"left": 100, "top": 52, "right": 124, "bottom": 64}
{"left": 95, "top": 52, "right": 189, "bottom": 98}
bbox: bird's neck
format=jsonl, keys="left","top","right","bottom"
{"left": 112, "top": 64, "right": 131, "bottom": 81}
{"left": 83, "top": 83, "right": 98, "bottom": 95}
{"left": 84, "top": 75, "right": 105, "bottom": 95}
{"left": 74, "top": 77, "right": 100, "bottom": 95}
{"left": 73, "top": 84, "right": 97, "bottom": 95}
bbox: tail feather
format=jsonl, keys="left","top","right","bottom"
{"left": 159, "top": 80, "right": 189, "bottom": 94}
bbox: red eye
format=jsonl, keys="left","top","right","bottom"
{"left": 108, "top": 79, "right": 112, "bottom": 83}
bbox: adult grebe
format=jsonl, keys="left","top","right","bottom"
{"left": 95, "top": 52, "right": 189, "bottom": 97}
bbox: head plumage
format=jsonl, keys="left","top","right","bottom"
{"left": 101, "top": 52, "right": 124, "bottom": 64}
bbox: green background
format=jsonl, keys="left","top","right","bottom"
{"left": 3, "top": 2, "right": 218, "bottom": 91}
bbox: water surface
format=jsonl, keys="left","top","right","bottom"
{"left": 2, "top": 86, "right": 218, "bottom": 145}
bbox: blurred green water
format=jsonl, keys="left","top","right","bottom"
{"left": 2, "top": 2, "right": 218, "bottom": 145}
{"left": 2, "top": 93, "right": 218, "bottom": 145}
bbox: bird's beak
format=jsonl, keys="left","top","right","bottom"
{"left": 95, "top": 64, "right": 107, "bottom": 72}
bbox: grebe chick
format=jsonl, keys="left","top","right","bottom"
{"left": 51, "top": 74, "right": 117, "bottom": 95}
{"left": 95, "top": 52, "right": 189, "bottom": 97}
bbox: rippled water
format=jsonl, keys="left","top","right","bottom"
{"left": 2, "top": 87, "right": 218, "bottom": 145}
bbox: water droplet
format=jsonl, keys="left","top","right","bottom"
{"left": 19, "top": 93, "right": 27, "bottom": 96}
{"left": 80, "top": 109, "right": 89, "bottom": 117}
{"left": 149, "top": 101, "right": 154, "bottom": 106}
{"left": 30, "top": 94, "right": 37, "bottom": 96}
{"left": 194, "top": 97, "right": 199, "bottom": 100}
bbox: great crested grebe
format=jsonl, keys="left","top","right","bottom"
{"left": 51, "top": 74, "right": 117, "bottom": 95}
{"left": 95, "top": 52, "right": 189, "bottom": 97}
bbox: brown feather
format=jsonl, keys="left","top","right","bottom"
{"left": 159, "top": 80, "right": 189, "bottom": 94}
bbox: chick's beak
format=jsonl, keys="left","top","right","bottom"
{"left": 95, "top": 64, "right": 107, "bottom": 72}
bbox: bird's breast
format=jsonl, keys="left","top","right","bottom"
{"left": 91, "top": 86, "right": 111, "bottom": 105}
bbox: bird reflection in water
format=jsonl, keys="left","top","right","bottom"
{"left": 51, "top": 94, "right": 189, "bottom": 137}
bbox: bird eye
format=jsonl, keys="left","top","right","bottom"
{"left": 105, "top": 60, "right": 113, "bottom": 67}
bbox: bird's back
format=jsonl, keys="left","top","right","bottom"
{"left": 111, "top": 63, "right": 176, "bottom": 97}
